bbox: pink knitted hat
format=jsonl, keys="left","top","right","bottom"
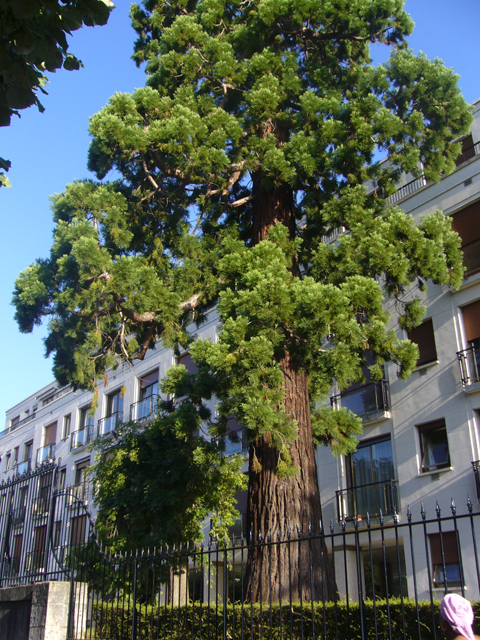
{"left": 440, "top": 594, "right": 475, "bottom": 640}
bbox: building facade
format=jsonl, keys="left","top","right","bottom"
{"left": 2, "top": 98, "right": 480, "bottom": 601}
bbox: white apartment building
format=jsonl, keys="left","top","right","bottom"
{"left": 2, "top": 98, "right": 480, "bottom": 602}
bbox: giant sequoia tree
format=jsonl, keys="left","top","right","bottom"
{"left": 14, "top": 0, "right": 471, "bottom": 600}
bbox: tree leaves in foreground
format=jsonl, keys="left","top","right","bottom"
{"left": 0, "top": 0, "right": 114, "bottom": 186}
{"left": 13, "top": 0, "right": 472, "bottom": 597}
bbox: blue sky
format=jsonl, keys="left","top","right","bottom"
{"left": 0, "top": 0, "right": 479, "bottom": 425}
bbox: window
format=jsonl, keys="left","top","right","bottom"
{"left": 44, "top": 422, "right": 57, "bottom": 446}
{"left": 418, "top": 419, "right": 450, "bottom": 473}
{"left": 106, "top": 389, "right": 123, "bottom": 417}
{"left": 10, "top": 415, "right": 19, "bottom": 428}
{"left": 430, "top": 531, "right": 462, "bottom": 587}
{"left": 344, "top": 436, "right": 396, "bottom": 518}
{"left": 12, "top": 534, "right": 23, "bottom": 574}
{"left": 70, "top": 515, "right": 87, "bottom": 546}
{"left": 13, "top": 447, "right": 19, "bottom": 463}
{"left": 408, "top": 319, "right": 437, "bottom": 366}
{"left": 79, "top": 407, "right": 94, "bottom": 431}
{"left": 25, "top": 441, "right": 33, "bottom": 461}
{"left": 461, "top": 301, "right": 480, "bottom": 383}
{"left": 139, "top": 370, "right": 159, "bottom": 400}
{"left": 5, "top": 453, "right": 11, "bottom": 471}
{"left": 62, "top": 414, "right": 71, "bottom": 440}
{"left": 451, "top": 200, "right": 480, "bottom": 278}
{"left": 75, "top": 458, "right": 90, "bottom": 485}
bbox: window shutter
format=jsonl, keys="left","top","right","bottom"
{"left": 451, "top": 200, "right": 480, "bottom": 247}
{"left": 462, "top": 300, "right": 480, "bottom": 342}
{"left": 178, "top": 352, "right": 199, "bottom": 375}
{"left": 44, "top": 422, "right": 57, "bottom": 445}
{"left": 140, "top": 369, "right": 159, "bottom": 388}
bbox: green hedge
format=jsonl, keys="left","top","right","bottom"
{"left": 92, "top": 599, "right": 480, "bottom": 640}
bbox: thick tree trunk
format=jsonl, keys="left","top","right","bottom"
{"left": 244, "top": 170, "right": 336, "bottom": 602}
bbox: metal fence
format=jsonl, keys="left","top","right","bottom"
{"left": 1, "top": 466, "right": 480, "bottom": 640}
{"left": 65, "top": 499, "right": 480, "bottom": 640}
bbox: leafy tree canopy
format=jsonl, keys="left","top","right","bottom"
{"left": 13, "top": 0, "right": 472, "bottom": 550}
{"left": 0, "top": 0, "right": 114, "bottom": 186}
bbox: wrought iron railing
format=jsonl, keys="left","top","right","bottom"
{"left": 455, "top": 139, "right": 480, "bottom": 166}
{"left": 71, "top": 425, "right": 94, "bottom": 450}
{"left": 387, "top": 174, "right": 428, "bottom": 204}
{"left": 457, "top": 345, "right": 480, "bottom": 387}
{"left": 130, "top": 395, "right": 160, "bottom": 423}
{"left": 336, "top": 478, "right": 399, "bottom": 522}
{"left": 36, "top": 443, "right": 55, "bottom": 466}
{"left": 32, "top": 494, "right": 50, "bottom": 517}
{"left": 330, "top": 379, "right": 390, "bottom": 420}
{"left": 213, "top": 426, "right": 248, "bottom": 456}
{"left": 98, "top": 411, "right": 123, "bottom": 437}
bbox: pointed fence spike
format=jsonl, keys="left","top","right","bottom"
{"left": 366, "top": 512, "right": 371, "bottom": 528}
{"left": 407, "top": 505, "right": 412, "bottom": 522}
{"left": 330, "top": 519, "right": 334, "bottom": 534}
{"left": 451, "top": 498, "right": 456, "bottom": 515}
{"left": 379, "top": 509, "right": 384, "bottom": 526}
{"left": 393, "top": 509, "right": 398, "bottom": 524}
{"left": 421, "top": 502, "right": 426, "bottom": 519}
{"left": 467, "top": 496, "right": 473, "bottom": 513}
{"left": 436, "top": 501, "right": 441, "bottom": 518}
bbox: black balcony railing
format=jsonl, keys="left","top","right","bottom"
{"left": 331, "top": 379, "right": 390, "bottom": 420}
{"left": 98, "top": 411, "right": 123, "bottom": 437}
{"left": 71, "top": 424, "right": 94, "bottom": 450}
{"left": 213, "top": 426, "right": 248, "bottom": 456}
{"left": 36, "top": 443, "right": 55, "bottom": 466}
{"left": 41, "top": 385, "right": 71, "bottom": 407}
{"left": 457, "top": 345, "right": 480, "bottom": 387}
{"left": 15, "top": 459, "right": 31, "bottom": 475}
{"left": 130, "top": 395, "right": 160, "bottom": 423}
{"left": 336, "top": 478, "right": 399, "bottom": 522}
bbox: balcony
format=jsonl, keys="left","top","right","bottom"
{"left": 336, "top": 479, "right": 399, "bottom": 522}
{"left": 473, "top": 461, "right": 480, "bottom": 502}
{"left": 41, "top": 385, "right": 71, "bottom": 408}
{"left": 66, "top": 482, "right": 89, "bottom": 506}
{"left": 457, "top": 346, "right": 480, "bottom": 387}
{"left": 15, "top": 458, "right": 31, "bottom": 475}
{"left": 98, "top": 411, "right": 123, "bottom": 437}
{"left": 71, "top": 425, "right": 94, "bottom": 450}
{"left": 10, "top": 506, "right": 26, "bottom": 526}
{"left": 214, "top": 427, "right": 248, "bottom": 456}
{"left": 130, "top": 395, "right": 160, "bottom": 424}
{"left": 36, "top": 443, "right": 55, "bottom": 466}
{"left": 330, "top": 380, "right": 390, "bottom": 421}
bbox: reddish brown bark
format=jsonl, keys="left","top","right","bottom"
{"left": 244, "top": 168, "right": 336, "bottom": 602}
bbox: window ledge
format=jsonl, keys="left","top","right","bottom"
{"left": 463, "top": 380, "right": 480, "bottom": 395}
{"left": 457, "top": 269, "right": 480, "bottom": 292}
{"left": 412, "top": 360, "right": 439, "bottom": 373}
{"left": 417, "top": 466, "right": 452, "bottom": 479}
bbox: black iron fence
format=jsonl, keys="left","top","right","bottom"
{"left": 67, "top": 499, "right": 480, "bottom": 640}
{"left": 1, "top": 465, "right": 480, "bottom": 640}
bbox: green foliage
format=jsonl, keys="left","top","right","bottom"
{"left": 93, "top": 598, "right": 480, "bottom": 640}
{"left": 0, "top": 0, "right": 113, "bottom": 185}
{"left": 90, "top": 415, "right": 246, "bottom": 550}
